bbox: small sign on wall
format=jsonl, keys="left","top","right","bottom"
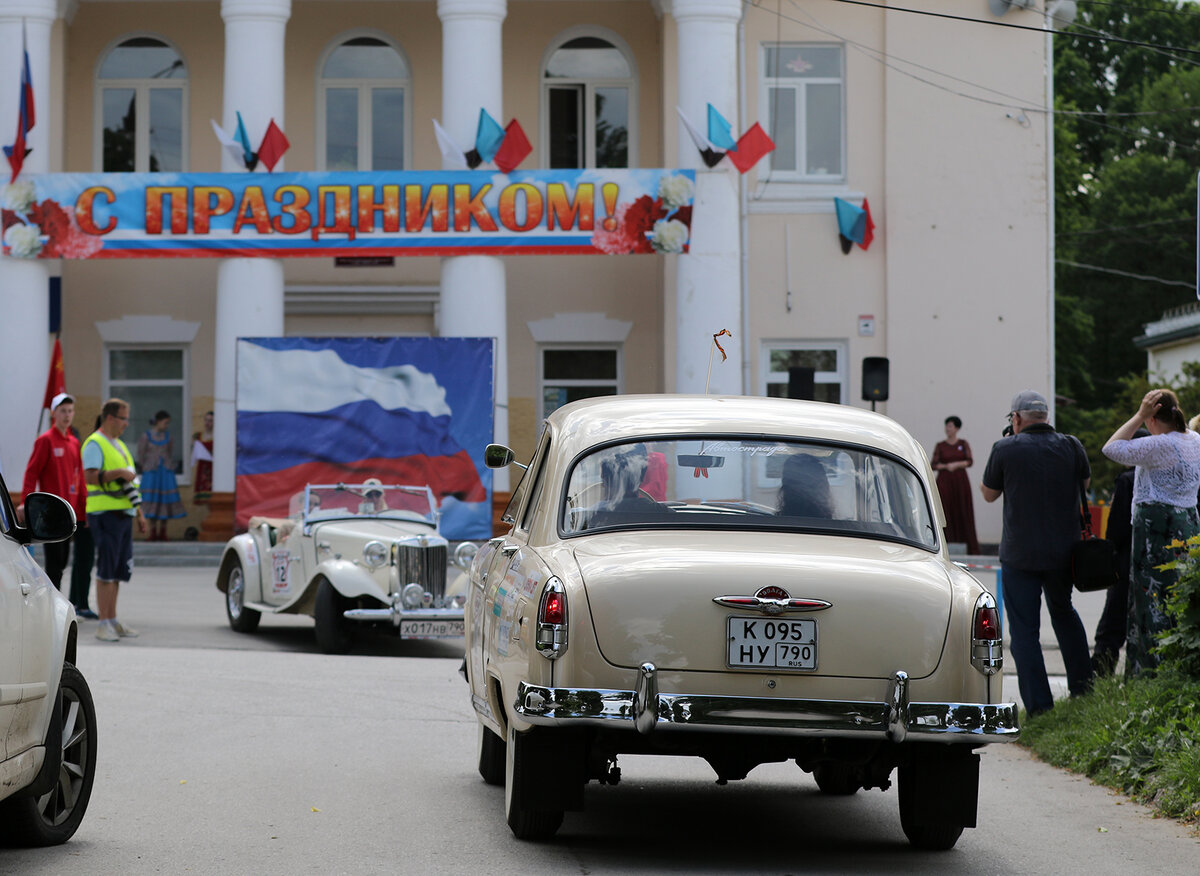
{"left": 858, "top": 314, "right": 875, "bottom": 337}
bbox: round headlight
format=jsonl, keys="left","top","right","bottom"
{"left": 402, "top": 582, "right": 425, "bottom": 609}
{"left": 362, "top": 540, "right": 388, "bottom": 568}
{"left": 453, "top": 541, "right": 479, "bottom": 570}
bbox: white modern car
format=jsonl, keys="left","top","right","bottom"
{"left": 216, "top": 482, "right": 473, "bottom": 654}
{"left": 0, "top": 468, "right": 97, "bottom": 846}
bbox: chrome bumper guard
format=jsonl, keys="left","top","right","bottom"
{"left": 342, "top": 603, "right": 464, "bottom": 626}
{"left": 515, "top": 666, "right": 1019, "bottom": 743}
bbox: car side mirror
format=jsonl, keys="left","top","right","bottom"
{"left": 485, "top": 443, "right": 527, "bottom": 471}
{"left": 23, "top": 492, "right": 76, "bottom": 544}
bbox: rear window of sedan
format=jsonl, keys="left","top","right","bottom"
{"left": 561, "top": 438, "right": 938, "bottom": 549}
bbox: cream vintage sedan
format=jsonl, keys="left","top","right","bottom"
{"left": 465, "top": 395, "right": 1016, "bottom": 850}
{"left": 216, "top": 482, "right": 471, "bottom": 654}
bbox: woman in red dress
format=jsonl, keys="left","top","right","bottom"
{"left": 931, "top": 415, "right": 980, "bottom": 554}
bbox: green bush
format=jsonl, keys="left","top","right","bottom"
{"left": 1157, "top": 534, "right": 1200, "bottom": 677}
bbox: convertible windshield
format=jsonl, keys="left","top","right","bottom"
{"left": 561, "top": 438, "right": 937, "bottom": 548}
{"left": 287, "top": 483, "right": 437, "bottom": 525}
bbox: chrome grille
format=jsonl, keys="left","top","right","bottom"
{"left": 397, "top": 542, "right": 447, "bottom": 597}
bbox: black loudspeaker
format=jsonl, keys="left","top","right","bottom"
{"left": 862, "top": 357, "right": 889, "bottom": 402}
{"left": 787, "top": 366, "right": 815, "bottom": 400}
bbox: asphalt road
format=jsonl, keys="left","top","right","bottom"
{"left": 2, "top": 567, "right": 1196, "bottom": 875}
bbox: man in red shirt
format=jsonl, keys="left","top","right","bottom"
{"left": 21, "top": 391, "right": 94, "bottom": 617}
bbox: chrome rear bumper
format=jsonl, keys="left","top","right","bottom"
{"left": 514, "top": 666, "right": 1019, "bottom": 743}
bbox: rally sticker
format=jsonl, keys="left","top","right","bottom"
{"left": 271, "top": 549, "right": 290, "bottom": 595}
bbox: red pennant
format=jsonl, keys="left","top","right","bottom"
{"left": 726, "top": 122, "right": 775, "bottom": 174}
{"left": 493, "top": 119, "right": 532, "bottom": 173}
{"left": 42, "top": 338, "right": 64, "bottom": 410}
{"left": 256, "top": 119, "right": 290, "bottom": 172}
{"left": 858, "top": 197, "right": 875, "bottom": 251}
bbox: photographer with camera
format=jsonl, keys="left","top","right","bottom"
{"left": 82, "top": 398, "right": 147, "bottom": 642}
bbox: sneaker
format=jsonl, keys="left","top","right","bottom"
{"left": 96, "top": 623, "right": 120, "bottom": 642}
{"left": 114, "top": 622, "right": 139, "bottom": 638}
{"left": 76, "top": 607, "right": 99, "bottom": 620}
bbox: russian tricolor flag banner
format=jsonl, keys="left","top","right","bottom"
{"left": 235, "top": 337, "right": 494, "bottom": 540}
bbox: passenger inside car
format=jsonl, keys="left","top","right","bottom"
{"left": 778, "top": 453, "right": 835, "bottom": 518}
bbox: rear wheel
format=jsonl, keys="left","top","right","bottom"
{"left": 478, "top": 724, "right": 506, "bottom": 785}
{"left": 897, "top": 763, "right": 965, "bottom": 850}
{"left": 314, "top": 578, "right": 352, "bottom": 654}
{"left": 505, "top": 725, "right": 564, "bottom": 840}
{"left": 0, "top": 664, "right": 97, "bottom": 847}
{"left": 224, "top": 559, "right": 261, "bottom": 633}
{"left": 813, "top": 762, "right": 861, "bottom": 796}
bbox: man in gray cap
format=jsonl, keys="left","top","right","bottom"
{"left": 980, "top": 390, "right": 1094, "bottom": 716}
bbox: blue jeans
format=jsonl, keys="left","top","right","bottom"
{"left": 1000, "top": 564, "right": 1093, "bottom": 715}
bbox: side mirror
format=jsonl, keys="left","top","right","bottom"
{"left": 484, "top": 443, "right": 527, "bottom": 471}
{"left": 453, "top": 541, "right": 479, "bottom": 570}
{"left": 23, "top": 492, "right": 76, "bottom": 544}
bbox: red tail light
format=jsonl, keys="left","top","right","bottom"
{"left": 536, "top": 577, "right": 568, "bottom": 658}
{"left": 974, "top": 606, "right": 1000, "bottom": 641}
{"left": 541, "top": 590, "right": 566, "bottom": 625}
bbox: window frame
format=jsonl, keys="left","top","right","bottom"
{"left": 92, "top": 34, "right": 189, "bottom": 173}
{"left": 540, "top": 27, "right": 638, "bottom": 169}
{"left": 759, "top": 340, "right": 848, "bottom": 404}
{"left": 759, "top": 42, "right": 845, "bottom": 183}
{"left": 315, "top": 30, "right": 412, "bottom": 172}
{"left": 102, "top": 343, "right": 192, "bottom": 485}
{"left": 538, "top": 343, "right": 623, "bottom": 421}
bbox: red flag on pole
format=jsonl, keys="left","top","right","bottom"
{"left": 493, "top": 119, "right": 532, "bottom": 173}
{"left": 858, "top": 197, "right": 876, "bottom": 251}
{"left": 256, "top": 119, "right": 290, "bottom": 172}
{"left": 726, "top": 123, "right": 775, "bottom": 174}
{"left": 42, "top": 337, "right": 64, "bottom": 410}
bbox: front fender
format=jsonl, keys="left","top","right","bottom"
{"left": 216, "top": 535, "right": 264, "bottom": 605}
{"left": 312, "top": 558, "right": 390, "bottom": 603}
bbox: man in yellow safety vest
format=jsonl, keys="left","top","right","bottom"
{"left": 82, "top": 398, "right": 147, "bottom": 642}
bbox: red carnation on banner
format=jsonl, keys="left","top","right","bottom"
{"left": 29, "top": 199, "right": 103, "bottom": 259}
{"left": 591, "top": 195, "right": 659, "bottom": 254}
{"left": 42, "top": 337, "right": 64, "bottom": 410}
{"left": 256, "top": 119, "right": 290, "bottom": 172}
{"left": 493, "top": 120, "right": 532, "bottom": 173}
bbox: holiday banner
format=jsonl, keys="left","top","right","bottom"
{"left": 235, "top": 337, "right": 495, "bottom": 541}
{"left": 1, "top": 169, "right": 695, "bottom": 259}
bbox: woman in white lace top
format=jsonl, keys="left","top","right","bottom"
{"left": 1103, "top": 388, "right": 1200, "bottom": 677}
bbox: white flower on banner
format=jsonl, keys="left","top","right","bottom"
{"left": 650, "top": 218, "right": 689, "bottom": 254}
{"left": 657, "top": 174, "right": 693, "bottom": 210}
{"left": 2, "top": 180, "right": 35, "bottom": 213}
{"left": 4, "top": 223, "right": 43, "bottom": 259}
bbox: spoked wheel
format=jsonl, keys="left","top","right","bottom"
{"left": 813, "top": 762, "right": 861, "bottom": 796}
{"left": 478, "top": 724, "right": 506, "bottom": 786}
{"left": 897, "top": 763, "right": 965, "bottom": 850}
{"left": 0, "top": 664, "right": 97, "bottom": 847}
{"left": 505, "top": 725, "right": 564, "bottom": 840}
{"left": 314, "top": 577, "right": 352, "bottom": 654}
{"left": 225, "top": 559, "right": 261, "bottom": 633}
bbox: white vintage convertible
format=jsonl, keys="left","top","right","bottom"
{"left": 465, "top": 395, "right": 1017, "bottom": 850}
{"left": 216, "top": 482, "right": 472, "bottom": 653}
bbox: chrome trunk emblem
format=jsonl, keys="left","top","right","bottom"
{"left": 712, "top": 585, "right": 831, "bottom": 615}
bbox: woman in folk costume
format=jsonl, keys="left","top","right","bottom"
{"left": 137, "top": 410, "right": 187, "bottom": 540}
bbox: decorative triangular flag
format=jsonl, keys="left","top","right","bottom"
{"left": 726, "top": 123, "right": 775, "bottom": 174}
{"left": 256, "top": 119, "right": 290, "bottom": 172}
{"left": 234, "top": 111, "right": 258, "bottom": 171}
{"left": 493, "top": 119, "right": 532, "bottom": 173}
{"left": 433, "top": 118, "right": 469, "bottom": 170}
{"left": 474, "top": 109, "right": 505, "bottom": 164}
{"left": 211, "top": 119, "right": 247, "bottom": 168}
{"left": 834, "top": 197, "right": 866, "bottom": 254}
{"left": 707, "top": 104, "right": 737, "bottom": 152}
{"left": 859, "top": 197, "right": 876, "bottom": 251}
{"left": 3, "top": 23, "right": 35, "bottom": 183}
{"left": 676, "top": 107, "right": 726, "bottom": 169}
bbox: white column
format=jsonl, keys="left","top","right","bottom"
{"left": 438, "top": 0, "right": 510, "bottom": 489}
{"left": 0, "top": 1, "right": 56, "bottom": 481}
{"left": 673, "top": 0, "right": 743, "bottom": 395}
{"left": 212, "top": 0, "right": 290, "bottom": 493}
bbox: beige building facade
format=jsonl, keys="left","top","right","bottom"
{"left": 0, "top": 0, "right": 1056, "bottom": 546}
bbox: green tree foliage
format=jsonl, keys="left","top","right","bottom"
{"left": 1054, "top": 3, "right": 1200, "bottom": 409}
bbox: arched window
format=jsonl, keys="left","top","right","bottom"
{"left": 318, "top": 35, "right": 409, "bottom": 171}
{"left": 96, "top": 37, "right": 187, "bottom": 172}
{"left": 543, "top": 33, "right": 634, "bottom": 169}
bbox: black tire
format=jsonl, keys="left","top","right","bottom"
{"left": 813, "top": 763, "right": 861, "bottom": 796}
{"left": 224, "top": 558, "right": 261, "bottom": 633}
{"left": 478, "top": 724, "right": 506, "bottom": 786}
{"left": 505, "top": 725, "right": 564, "bottom": 840}
{"left": 0, "top": 663, "right": 97, "bottom": 847}
{"left": 314, "top": 577, "right": 352, "bottom": 655}
{"left": 897, "top": 764, "right": 965, "bottom": 851}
